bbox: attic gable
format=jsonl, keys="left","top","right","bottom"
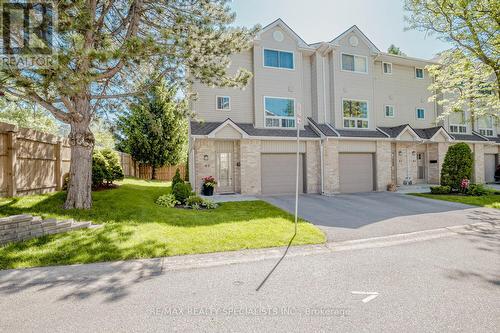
{"left": 256, "top": 19, "right": 313, "bottom": 50}
{"left": 330, "top": 25, "right": 380, "bottom": 53}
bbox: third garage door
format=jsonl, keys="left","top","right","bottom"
{"left": 261, "top": 154, "right": 304, "bottom": 194}
{"left": 485, "top": 154, "right": 497, "bottom": 183}
{"left": 339, "top": 153, "right": 374, "bottom": 193}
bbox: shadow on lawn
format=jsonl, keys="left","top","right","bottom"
{"left": 0, "top": 183, "right": 296, "bottom": 227}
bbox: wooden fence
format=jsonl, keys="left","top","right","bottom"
{"left": 117, "top": 151, "right": 187, "bottom": 181}
{"left": 0, "top": 122, "right": 71, "bottom": 197}
{"left": 0, "top": 122, "right": 186, "bottom": 197}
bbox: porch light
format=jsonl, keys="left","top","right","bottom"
{"left": 412, "top": 151, "right": 416, "bottom": 156}
{"left": 398, "top": 151, "right": 403, "bottom": 156}
{"left": 203, "top": 155, "right": 209, "bottom": 161}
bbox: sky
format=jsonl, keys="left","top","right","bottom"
{"left": 230, "top": 0, "right": 451, "bottom": 59}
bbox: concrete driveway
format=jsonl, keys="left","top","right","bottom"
{"left": 262, "top": 192, "right": 500, "bottom": 242}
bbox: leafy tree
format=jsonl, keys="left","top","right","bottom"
{"left": 116, "top": 83, "right": 188, "bottom": 180}
{"left": 0, "top": 99, "right": 60, "bottom": 135}
{"left": 92, "top": 150, "right": 108, "bottom": 189}
{"left": 0, "top": 1, "right": 255, "bottom": 208}
{"left": 441, "top": 143, "right": 473, "bottom": 190}
{"left": 387, "top": 44, "right": 406, "bottom": 56}
{"left": 92, "top": 119, "right": 116, "bottom": 150}
{"left": 428, "top": 49, "right": 499, "bottom": 122}
{"left": 404, "top": 0, "right": 500, "bottom": 101}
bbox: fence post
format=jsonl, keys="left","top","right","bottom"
{"left": 55, "top": 141, "right": 63, "bottom": 190}
{"left": 6, "top": 129, "right": 17, "bottom": 197}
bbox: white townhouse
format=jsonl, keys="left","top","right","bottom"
{"left": 189, "top": 19, "right": 499, "bottom": 195}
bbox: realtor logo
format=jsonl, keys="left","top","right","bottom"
{"left": 1, "top": 0, "right": 56, "bottom": 67}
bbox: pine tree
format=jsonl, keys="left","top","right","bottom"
{"left": 116, "top": 83, "right": 188, "bottom": 180}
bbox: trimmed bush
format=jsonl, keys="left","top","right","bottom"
{"left": 101, "top": 148, "right": 124, "bottom": 184}
{"left": 156, "top": 194, "right": 179, "bottom": 207}
{"left": 92, "top": 150, "right": 108, "bottom": 188}
{"left": 466, "top": 184, "right": 489, "bottom": 196}
{"left": 430, "top": 185, "right": 451, "bottom": 194}
{"left": 172, "top": 182, "right": 193, "bottom": 204}
{"left": 440, "top": 143, "right": 473, "bottom": 190}
{"left": 172, "top": 168, "right": 183, "bottom": 189}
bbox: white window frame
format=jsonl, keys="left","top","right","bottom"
{"left": 262, "top": 48, "right": 295, "bottom": 71}
{"left": 263, "top": 96, "right": 296, "bottom": 129}
{"left": 415, "top": 67, "right": 424, "bottom": 79}
{"left": 449, "top": 124, "right": 467, "bottom": 134}
{"left": 340, "top": 53, "right": 368, "bottom": 74}
{"left": 382, "top": 62, "right": 392, "bottom": 75}
{"left": 416, "top": 108, "right": 426, "bottom": 120}
{"left": 478, "top": 116, "right": 494, "bottom": 137}
{"left": 342, "top": 98, "right": 370, "bottom": 129}
{"left": 384, "top": 105, "right": 395, "bottom": 118}
{"left": 215, "top": 96, "right": 231, "bottom": 111}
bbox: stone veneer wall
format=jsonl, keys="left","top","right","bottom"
{"left": 193, "top": 139, "right": 216, "bottom": 194}
{"left": 240, "top": 139, "right": 261, "bottom": 194}
{"left": 306, "top": 141, "right": 321, "bottom": 193}
{"left": 0, "top": 214, "right": 92, "bottom": 245}
{"left": 323, "top": 139, "right": 340, "bottom": 194}
{"left": 473, "top": 143, "right": 485, "bottom": 183}
{"left": 375, "top": 141, "right": 392, "bottom": 191}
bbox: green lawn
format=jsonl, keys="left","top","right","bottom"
{"left": 0, "top": 178, "right": 325, "bottom": 270}
{"left": 411, "top": 193, "right": 500, "bottom": 209}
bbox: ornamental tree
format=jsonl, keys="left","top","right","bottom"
{"left": 440, "top": 143, "right": 473, "bottom": 190}
{"left": 0, "top": 0, "right": 255, "bottom": 208}
{"left": 428, "top": 49, "right": 499, "bottom": 122}
{"left": 404, "top": 0, "right": 500, "bottom": 101}
{"left": 115, "top": 82, "right": 188, "bottom": 180}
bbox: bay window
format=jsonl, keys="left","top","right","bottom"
{"left": 264, "top": 97, "right": 295, "bottom": 128}
{"left": 343, "top": 100, "right": 368, "bottom": 128}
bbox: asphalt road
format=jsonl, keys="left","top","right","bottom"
{"left": 263, "top": 192, "right": 500, "bottom": 241}
{"left": 1, "top": 224, "right": 499, "bottom": 332}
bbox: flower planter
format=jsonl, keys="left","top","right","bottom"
{"left": 202, "top": 185, "right": 214, "bottom": 196}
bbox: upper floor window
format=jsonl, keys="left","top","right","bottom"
{"left": 449, "top": 110, "right": 467, "bottom": 133}
{"left": 478, "top": 116, "right": 494, "bottom": 137}
{"left": 264, "top": 97, "right": 295, "bottom": 128}
{"left": 264, "top": 49, "right": 294, "bottom": 69}
{"left": 384, "top": 105, "right": 395, "bottom": 118}
{"left": 449, "top": 125, "right": 467, "bottom": 134}
{"left": 341, "top": 53, "right": 367, "bottom": 73}
{"left": 343, "top": 99, "right": 368, "bottom": 128}
{"left": 383, "top": 62, "right": 392, "bottom": 75}
{"left": 216, "top": 96, "right": 230, "bottom": 110}
{"left": 415, "top": 67, "right": 424, "bottom": 79}
{"left": 416, "top": 108, "right": 425, "bottom": 120}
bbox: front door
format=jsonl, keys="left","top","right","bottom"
{"left": 417, "top": 152, "right": 426, "bottom": 182}
{"left": 216, "top": 141, "right": 234, "bottom": 193}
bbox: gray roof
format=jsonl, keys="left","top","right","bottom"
{"left": 491, "top": 136, "right": 500, "bottom": 143}
{"left": 307, "top": 118, "right": 339, "bottom": 137}
{"left": 413, "top": 126, "right": 443, "bottom": 140}
{"left": 335, "top": 129, "right": 388, "bottom": 138}
{"left": 190, "top": 121, "right": 223, "bottom": 135}
{"left": 190, "top": 120, "right": 319, "bottom": 138}
{"left": 237, "top": 123, "right": 319, "bottom": 138}
{"left": 451, "top": 133, "right": 488, "bottom": 142}
{"left": 378, "top": 124, "right": 408, "bottom": 138}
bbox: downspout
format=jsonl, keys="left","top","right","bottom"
{"left": 320, "top": 138, "right": 324, "bottom": 194}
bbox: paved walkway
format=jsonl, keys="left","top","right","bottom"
{"left": 262, "top": 192, "right": 500, "bottom": 241}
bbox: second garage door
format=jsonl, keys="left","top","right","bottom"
{"left": 261, "top": 154, "right": 304, "bottom": 194}
{"left": 339, "top": 153, "right": 374, "bottom": 193}
{"left": 485, "top": 154, "right": 497, "bottom": 183}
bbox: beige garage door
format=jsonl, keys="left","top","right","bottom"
{"left": 261, "top": 154, "right": 304, "bottom": 194}
{"left": 339, "top": 153, "right": 374, "bottom": 193}
{"left": 485, "top": 154, "right": 497, "bottom": 183}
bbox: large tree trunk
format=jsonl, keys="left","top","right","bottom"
{"left": 64, "top": 112, "right": 94, "bottom": 209}
{"left": 151, "top": 166, "right": 156, "bottom": 180}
